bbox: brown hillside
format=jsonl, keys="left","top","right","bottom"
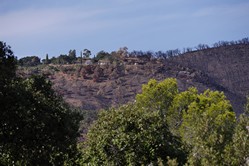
{"left": 18, "top": 44, "right": 249, "bottom": 115}
{"left": 170, "top": 44, "right": 249, "bottom": 114}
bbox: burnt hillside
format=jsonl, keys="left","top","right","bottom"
{"left": 18, "top": 44, "right": 249, "bottom": 115}
{"left": 170, "top": 44, "right": 249, "bottom": 114}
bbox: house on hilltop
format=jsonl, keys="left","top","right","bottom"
{"left": 85, "top": 59, "right": 93, "bottom": 65}
{"left": 123, "top": 57, "right": 146, "bottom": 65}
{"left": 98, "top": 59, "right": 111, "bottom": 66}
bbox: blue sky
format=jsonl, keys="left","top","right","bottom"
{"left": 0, "top": 0, "right": 249, "bottom": 59}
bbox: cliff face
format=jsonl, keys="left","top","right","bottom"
{"left": 18, "top": 44, "right": 249, "bottom": 115}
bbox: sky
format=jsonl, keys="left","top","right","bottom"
{"left": 0, "top": 0, "right": 249, "bottom": 59}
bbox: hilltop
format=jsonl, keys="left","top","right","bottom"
{"left": 17, "top": 41, "right": 249, "bottom": 115}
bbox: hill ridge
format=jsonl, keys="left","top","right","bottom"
{"left": 17, "top": 44, "right": 249, "bottom": 115}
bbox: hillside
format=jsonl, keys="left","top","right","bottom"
{"left": 17, "top": 44, "right": 249, "bottom": 115}
{"left": 170, "top": 44, "right": 249, "bottom": 114}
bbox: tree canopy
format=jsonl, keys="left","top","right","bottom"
{"left": 0, "top": 41, "right": 16, "bottom": 81}
{"left": 18, "top": 56, "right": 41, "bottom": 66}
{"left": 0, "top": 42, "right": 82, "bottom": 165}
{"left": 81, "top": 78, "right": 244, "bottom": 165}
{"left": 224, "top": 98, "right": 249, "bottom": 165}
{"left": 82, "top": 104, "right": 186, "bottom": 165}
{"left": 136, "top": 78, "right": 178, "bottom": 114}
{"left": 179, "top": 90, "right": 236, "bottom": 165}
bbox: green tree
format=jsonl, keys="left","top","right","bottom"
{"left": 179, "top": 90, "right": 236, "bottom": 165}
{"left": 52, "top": 54, "right": 71, "bottom": 64}
{"left": 94, "top": 50, "right": 111, "bottom": 61}
{"left": 167, "top": 87, "right": 198, "bottom": 136}
{"left": 116, "top": 47, "right": 128, "bottom": 58}
{"left": 0, "top": 75, "right": 82, "bottom": 165}
{"left": 0, "top": 42, "right": 82, "bottom": 165}
{"left": 69, "top": 49, "right": 76, "bottom": 59}
{"left": 19, "top": 56, "right": 41, "bottom": 66}
{"left": 80, "top": 51, "right": 83, "bottom": 64}
{"left": 82, "top": 78, "right": 238, "bottom": 166}
{"left": 83, "top": 49, "right": 91, "bottom": 58}
{"left": 136, "top": 78, "right": 178, "bottom": 115}
{"left": 82, "top": 104, "right": 186, "bottom": 165}
{"left": 0, "top": 41, "right": 16, "bottom": 81}
{"left": 224, "top": 98, "right": 249, "bottom": 165}
{"left": 68, "top": 49, "right": 77, "bottom": 64}
{"left": 135, "top": 78, "right": 237, "bottom": 165}
{"left": 43, "top": 53, "right": 50, "bottom": 64}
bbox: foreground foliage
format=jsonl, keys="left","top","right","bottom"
{"left": 224, "top": 100, "right": 249, "bottom": 165}
{"left": 179, "top": 90, "right": 235, "bottom": 165}
{"left": 82, "top": 104, "right": 186, "bottom": 165}
{"left": 81, "top": 78, "right": 249, "bottom": 166}
{"left": 0, "top": 41, "right": 82, "bottom": 165}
